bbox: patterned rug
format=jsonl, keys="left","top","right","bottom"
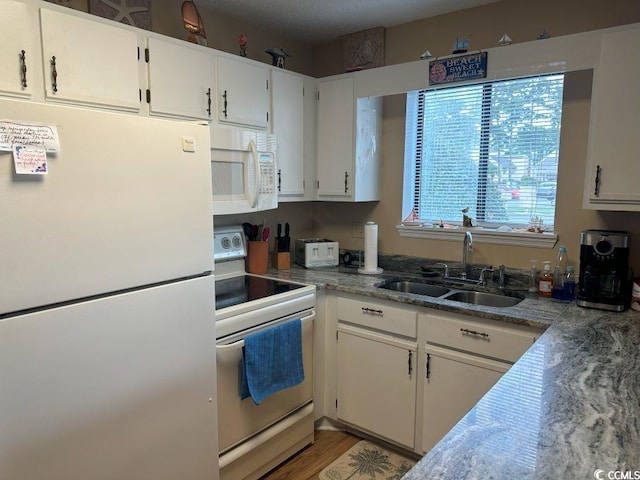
{"left": 319, "top": 440, "right": 416, "bottom": 480}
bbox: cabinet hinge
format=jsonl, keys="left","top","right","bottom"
{"left": 336, "top": 330, "right": 338, "bottom": 341}
{"left": 317, "top": 180, "right": 320, "bottom": 189}
{"left": 139, "top": 88, "right": 141, "bottom": 102}
{"left": 266, "top": 111, "right": 269, "bottom": 122}
{"left": 137, "top": 47, "right": 140, "bottom": 61}
{"left": 335, "top": 398, "right": 338, "bottom": 408}
{"left": 317, "top": 91, "right": 320, "bottom": 101}
{"left": 144, "top": 48, "right": 150, "bottom": 63}
{"left": 146, "top": 89, "right": 151, "bottom": 103}
{"left": 266, "top": 79, "right": 269, "bottom": 90}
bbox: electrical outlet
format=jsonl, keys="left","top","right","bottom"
{"left": 352, "top": 222, "right": 364, "bottom": 238}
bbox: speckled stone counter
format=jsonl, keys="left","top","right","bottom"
{"left": 264, "top": 264, "right": 640, "bottom": 479}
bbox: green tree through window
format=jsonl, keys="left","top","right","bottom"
{"left": 405, "top": 74, "right": 564, "bottom": 228}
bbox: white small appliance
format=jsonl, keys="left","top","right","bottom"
{"left": 210, "top": 124, "right": 278, "bottom": 215}
{"left": 295, "top": 238, "right": 340, "bottom": 268}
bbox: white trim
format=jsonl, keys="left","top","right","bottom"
{"left": 395, "top": 225, "right": 558, "bottom": 248}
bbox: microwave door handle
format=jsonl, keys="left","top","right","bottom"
{"left": 247, "top": 139, "right": 260, "bottom": 208}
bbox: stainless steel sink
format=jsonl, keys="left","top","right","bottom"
{"left": 379, "top": 281, "right": 451, "bottom": 297}
{"left": 442, "top": 290, "right": 523, "bottom": 308}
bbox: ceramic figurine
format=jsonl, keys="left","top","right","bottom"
{"left": 452, "top": 36, "right": 469, "bottom": 54}
{"left": 265, "top": 47, "right": 290, "bottom": 68}
{"left": 498, "top": 33, "right": 512, "bottom": 46}
{"left": 462, "top": 207, "right": 473, "bottom": 227}
{"left": 537, "top": 29, "right": 550, "bottom": 40}
{"left": 239, "top": 33, "right": 248, "bottom": 57}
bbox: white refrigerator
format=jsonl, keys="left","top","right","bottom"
{"left": 0, "top": 98, "right": 218, "bottom": 480}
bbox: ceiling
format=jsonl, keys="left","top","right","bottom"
{"left": 200, "top": 0, "right": 504, "bottom": 45}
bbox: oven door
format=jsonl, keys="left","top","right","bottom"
{"left": 216, "top": 310, "right": 314, "bottom": 454}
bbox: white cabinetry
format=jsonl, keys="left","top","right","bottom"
{"left": 145, "top": 37, "right": 213, "bottom": 121}
{"left": 0, "top": 0, "right": 34, "bottom": 99}
{"left": 335, "top": 296, "right": 417, "bottom": 449}
{"left": 419, "top": 312, "right": 539, "bottom": 454}
{"left": 216, "top": 56, "right": 268, "bottom": 129}
{"left": 303, "top": 75, "right": 318, "bottom": 201}
{"left": 317, "top": 76, "right": 381, "bottom": 201}
{"left": 40, "top": 7, "right": 140, "bottom": 112}
{"left": 583, "top": 27, "right": 640, "bottom": 210}
{"left": 270, "top": 69, "right": 304, "bottom": 199}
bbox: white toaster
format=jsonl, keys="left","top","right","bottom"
{"left": 295, "top": 239, "right": 340, "bottom": 268}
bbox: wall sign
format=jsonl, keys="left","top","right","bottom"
{"left": 428, "top": 52, "right": 488, "bottom": 86}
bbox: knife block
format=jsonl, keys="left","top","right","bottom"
{"left": 272, "top": 249, "right": 290, "bottom": 270}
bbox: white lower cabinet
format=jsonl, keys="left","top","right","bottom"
{"left": 337, "top": 324, "right": 417, "bottom": 449}
{"left": 421, "top": 344, "right": 508, "bottom": 454}
{"left": 419, "top": 312, "right": 540, "bottom": 454}
{"left": 334, "top": 295, "right": 418, "bottom": 449}
{"left": 328, "top": 294, "right": 543, "bottom": 455}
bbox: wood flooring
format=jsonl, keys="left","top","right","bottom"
{"left": 260, "top": 430, "right": 361, "bottom": 480}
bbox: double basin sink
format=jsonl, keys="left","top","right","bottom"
{"left": 378, "top": 280, "right": 524, "bottom": 308}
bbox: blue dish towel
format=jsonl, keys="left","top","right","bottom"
{"left": 240, "top": 319, "right": 304, "bottom": 405}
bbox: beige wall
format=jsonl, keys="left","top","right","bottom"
{"left": 310, "top": 0, "right": 640, "bottom": 273}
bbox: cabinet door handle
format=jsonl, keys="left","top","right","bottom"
{"left": 361, "top": 307, "right": 383, "bottom": 316}
{"left": 278, "top": 169, "right": 282, "bottom": 192}
{"left": 408, "top": 350, "right": 413, "bottom": 376}
{"left": 460, "top": 327, "right": 489, "bottom": 338}
{"left": 344, "top": 171, "right": 349, "bottom": 193}
{"left": 206, "top": 88, "right": 212, "bottom": 116}
{"left": 50, "top": 56, "right": 58, "bottom": 93}
{"left": 222, "top": 90, "right": 228, "bottom": 118}
{"left": 594, "top": 165, "right": 601, "bottom": 196}
{"left": 20, "top": 50, "right": 27, "bottom": 88}
{"left": 426, "top": 353, "right": 431, "bottom": 379}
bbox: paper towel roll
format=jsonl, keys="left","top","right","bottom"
{"left": 359, "top": 221, "right": 383, "bottom": 274}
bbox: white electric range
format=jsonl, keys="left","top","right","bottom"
{"left": 213, "top": 225, "right": 316, "bottom": 480}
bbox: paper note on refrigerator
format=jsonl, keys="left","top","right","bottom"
{"left": 0, "top": 120, "right": 60, "bottom": 152}
{"left": 13, "top": 145, "right": 48, "bottom": 175}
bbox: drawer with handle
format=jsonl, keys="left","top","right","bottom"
{"left": 336, "top": 296, "right": 417, "bottom": 338}
{"left": 423, "top": 312, "right": 539, "bottom": 363}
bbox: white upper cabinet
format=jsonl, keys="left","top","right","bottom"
{"left": 302, "top": 75, "right": 318, "bottom": 201}
{"left": 0, "top": 0, "right": 34, "bottom": 99}
{"left": 40, "top": 8, "right": 140, "bottom": 112}
{"left": 145, "top": 37, "right": 214, "bottom": 121}
{"left": 583, "top": 27, "right": 640, "bottom": 211}
{"left": 216, "top": 56, "right": 268, "bottom": 129}
{"left": 317, "top": 75, "right": 381, "bottom": 201}
{"left": 270, "top": 69, "right": 305, "bottom": 199}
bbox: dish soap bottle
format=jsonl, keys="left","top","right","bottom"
{"left": 537, "top": 261, "right": 553, "bottom": 297}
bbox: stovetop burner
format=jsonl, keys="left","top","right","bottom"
{"left": 215, "top": 274, "right": 305, "bottom": 310}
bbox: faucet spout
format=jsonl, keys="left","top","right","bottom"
{"left": 462, "top": 231, "right": 473, "bottom": 277}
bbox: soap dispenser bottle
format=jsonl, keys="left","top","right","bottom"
{"left": 537, "top": 261, "right": 553, "bottom": 297}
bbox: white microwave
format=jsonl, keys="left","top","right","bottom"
{"left": 210, "top": 124, "right": 278, "bottom": 215}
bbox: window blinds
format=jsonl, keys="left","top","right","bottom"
{"left": 408, "top": 74, "right": 564, "bottom": 228}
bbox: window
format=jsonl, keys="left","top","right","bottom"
{"left": 404, "top": 74, "right": 564, "bottom": 230}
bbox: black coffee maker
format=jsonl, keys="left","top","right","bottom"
{"left": 577, "top": 230, "right": 631, "bottom": 312}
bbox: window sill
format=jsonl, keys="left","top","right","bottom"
{"left": 395, "top": 224, "right": 558, "bottom": 248}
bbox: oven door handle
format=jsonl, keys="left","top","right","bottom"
{"left": 216, "top": 312, "right": 315, "bottom": 352}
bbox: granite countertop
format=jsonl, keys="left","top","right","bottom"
{"left": 265, "top": 264, "right": 640, "bottom": 479}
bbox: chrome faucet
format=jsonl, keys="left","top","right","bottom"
{"left": 461, "top": 231, "right": 473, "bottom": 278}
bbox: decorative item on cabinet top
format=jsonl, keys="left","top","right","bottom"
{"left": 343, "top": 27, "right": 385, "bottom": 72}
{"left": 89, "top": 0, "right": 152, "bottom": 31}
{"left": 182, "top": 0, "right": 207, "bottom": 46}
{"left": 265, "top": 47, "right": 290, "bottom": 69}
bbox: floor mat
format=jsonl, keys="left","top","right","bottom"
{"left": 318, "top": 439, "right": 416, "bottom": 480}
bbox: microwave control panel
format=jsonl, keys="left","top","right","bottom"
{"left": 259, "top": 153, "right": 275, "bottom": 195}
